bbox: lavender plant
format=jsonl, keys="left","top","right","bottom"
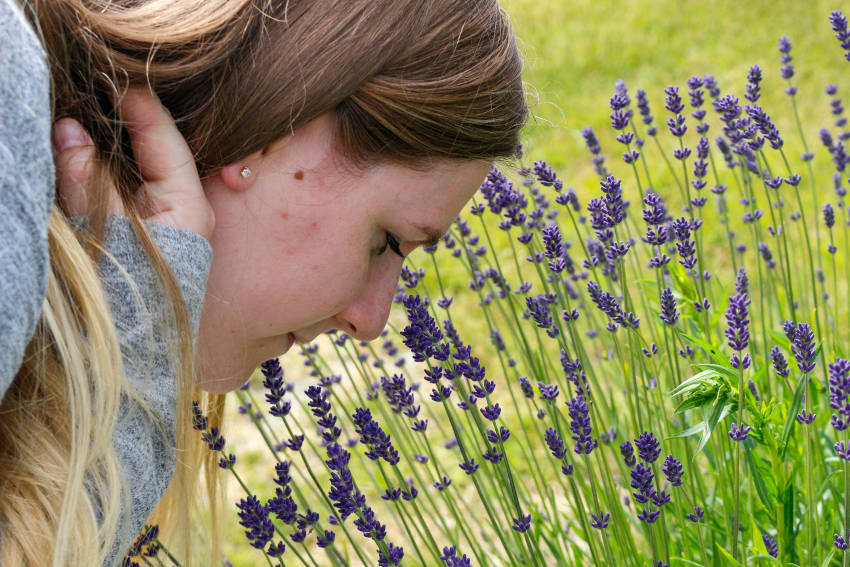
{"left": 129, "top": 9, "right": 850, "bottom": 567}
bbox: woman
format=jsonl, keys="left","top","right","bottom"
{"left": 2, "top": 0, "right": 527, "bottom": 564}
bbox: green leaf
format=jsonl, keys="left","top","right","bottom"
{"left": 751, "top": 519, "right": 768, "bottom": 555}
{"left": 820, "top": 549, "right": 836, "bottom": 567}
{"left": 674, "top": 391, "right": 719, "bottom": 415}
{"left": 780, "top": 374, "right": 807, "bottom": 460}
{"left": 746, "top": 448, "right": 776, "bottom": 524}
{"left": 696, "top": 362, "right": 739, "bottom": 382}
{"left": 748, "top": 555, "right": 783, "bottom": 565}
{"left": 670, "top": 369, "right": 721, "bottom": 397}
{"left": 679, "top": 401, "right": 733, "bottom": 457}
{"left": 680, "top": 332, "right": 726, "bottom": 365}
{"left": 707, "top": 396, "right": 733, "bottom": 430}
{"left": 670, "top": 559, "right": 704, "bottom": 566}
{"left": 715, "top": 543, "right": 745, "bottom": 567}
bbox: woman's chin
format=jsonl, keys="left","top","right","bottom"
{"left": 195, "top": 334, "right": 295, "bottom": 393}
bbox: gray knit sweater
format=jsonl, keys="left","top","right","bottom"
{"left": 0, "top": 1, "right": 212, "bottom": 564}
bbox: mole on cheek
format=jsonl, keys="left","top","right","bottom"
{"left": 294, "top": 170, "right": 304, "bottom": 181}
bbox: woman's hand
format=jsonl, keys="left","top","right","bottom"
{"left": 51, "top": 87, "right": 214, "bottom": 241}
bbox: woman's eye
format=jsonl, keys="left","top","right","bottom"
{"left": 377, "top": 232, "right": 405, "bottom": 258}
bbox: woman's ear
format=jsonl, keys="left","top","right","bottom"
{"left": 219, "top": 158, "right": 259, "bottom": 192}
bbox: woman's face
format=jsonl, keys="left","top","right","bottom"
{"left": 196, "top": 112, "right": 490, "bottom": 392}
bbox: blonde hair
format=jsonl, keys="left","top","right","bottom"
{"left": 9, "top": 0, "right": 527, "bottom": 565}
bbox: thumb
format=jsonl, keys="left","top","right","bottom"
{"left": 52, "top": 118, "right": 123, "bottom": 217}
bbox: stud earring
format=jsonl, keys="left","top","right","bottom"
{"left": 240, "top": 166, "right": 252, "bottom": 178}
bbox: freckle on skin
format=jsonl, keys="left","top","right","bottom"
{"left": 310, "top": 221, "right": 318, "bottom": 229}
{"left": 294, "top": 170, "right": 304, "bottom": 180}
{"left": 280, "top": 211, "right": 289, "bottom": 219}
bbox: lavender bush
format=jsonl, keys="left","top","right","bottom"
{"left": 127, "top": 10, "right": 850, "bottom": 567}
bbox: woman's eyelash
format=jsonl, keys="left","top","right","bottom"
{"left": 377, "top": 232, "right": 404, "bottom": 258}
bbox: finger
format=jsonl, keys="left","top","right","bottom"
{"left": 116, "top": 87, "right": 212, "bottom": 238}
{"left": 52, "top": 118, "right": 124, "bottom": 217}
{"left": 116, "top": 87, "right": 200, "bottom": 188}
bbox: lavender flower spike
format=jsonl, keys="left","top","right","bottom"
{"left": 789, "top": 321, "right": 817, "bottom": 374}
{"left": 762, "top": 533, "right": 779, "bottom": 557}
{"left": 729, "top": 422, "right": 751, "bottom": 441}
{"left": 634, "top": 431, "right": 661, "bottom": 463}
{"left": 659, "top": 287, "right": 679, "bottom": 325}
{"left": 725, "top": 270, "right": 750, "bottom": 368}
{"left": 567, "top": 395, "right": 597, "bottom": 454}
{"left": 662, "top": 455, "right": 684, "bottom": 487}
{"left": 830, "top": 11, "right": 850, "bottom": 62}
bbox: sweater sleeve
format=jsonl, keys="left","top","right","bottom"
{"left": 0, "top": 0, "right": 55, "bottom": 401}
{"left": 98, "top": 216, "right": 212, "bottom": 566}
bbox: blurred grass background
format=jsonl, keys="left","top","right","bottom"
{"left": 217, "top": 1, "right": 849, "bottom": 563}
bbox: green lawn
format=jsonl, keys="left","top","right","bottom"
{"left": 505, "top": 0, "right": 843, "bottom": 188}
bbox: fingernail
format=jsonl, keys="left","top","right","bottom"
{"left": 52, "top": 118, "right": 88, "bottom": 154}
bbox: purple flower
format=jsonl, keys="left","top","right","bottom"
{"left": 586, "top": 280, "right": 635, "bottom": 329}
{"left": 830, "top": 11, "right": 850, "bottom": 62}
{"left": 526, "top": 295, "right": 559, "bottom": 338}
{"left": 591, "top": 512, "right": 610, "bottom": 529}
{"left": 664, "top": 85, "right": 685, "bottom": 114}
{"left": 762, "top": 533, "right": 779, "bottom": 558}
{"left": 778, "top": 35, "right": 795, "bottom": 80}
{"left": 545, "top": 427, "right": 567, "bottom": 459}
{"left": 380, "top": 374, "right": 416, "bottom": 416}
{"left": 758, "top": 242, "right": 776, "bottom": 269}
{"left": 745, "top": 65, "right": 762, "bottom": 102}
{"left": 620, "top": 441, "right": 636, "bottom": 467}
{"left": 836, "top": 440, "right": 850, "bottom": 460}
{"left": 659, "top": 287, "right": 679, "bottom": 325}
{"left": 635, "top": 431, "right": 661, "bottom": 463}
{"left": 191, "top": 401, "right": 209, "bottom": 432}
{"left": 532, "top": 160, "right": 562, "bottom": 189}
{"left": 481, "top": 403, "right": 501, "bottom": 421}
{"left": 568, "top": 395, "right": 597, "bottom": 454}
{"left": 829, "top": 358, "right": 850, "bottom": 430}
{"left": 662, "top": 455, "right": 684, "bottom": 487}
{"left": 201, "top": 427, "right": 225, "bottom": 452}
{"left": 582, "top": 127, "right": 607, "bottom": 176}
{"left": 441, "top": 546, "right": 472, "bottom": 567}
{"left": 748, "top": 379, "right": 761, "bottom": 402}
{"left": 236, "top": 495, "right": 274, "bottom": 550}
{"left": 378, "top": 543, "right": 404, "bottom": 567}
{"left": 729, "top": 422, "right": 751, "bottom": 441}
{"left": 672, "top": 217, "right": 698, "bottom": 269}
{"left": 771, "top": 346, "right": 790, "bottom": 378}
{"left": 486, "top": 426, "right": 510, "bottom": 443}
{"left": 825, "top": 203, "right": 836, "bottom": 228}
{"left": 797, "top": 409, "right": 816, "bottom": 425}
{"left": 512, "top": 514, "right": 532, "bottom": 533}
{"left": 789, "top": 321, "right": 817, "bottom": 373}
{"left": 746, "top": 105, "right": 783, "bottom": 149}
{"left": 316, "top": 530, "right": 335, "bottom": 549}
{"left": 637, "top": 88, "right": 655, "bottom": 130}
{"left": 638, "top": 508, "right": 661, "bottom": 523}
{"left": 725, "top": 274, "right": 751, "bottom": 353}
{"left": 537, "top": 381, "right": 559, "bottom": 401}
{"left": 401, "top": 295, "right": 445, "bottom": 362}
{"left": 519, "top": 376, "right": 534, "bottom": 399}
{"left": 686, "top": 506, "right": 704, "bottom": 523}
{"left": 835, "top": 533, "right": 849, "bottom": 550}
{"left": 352, "top": 408, "right": 400, "bottom": 465}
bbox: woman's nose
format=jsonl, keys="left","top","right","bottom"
{"left": 334, "top": 259, "right": 401, "bottom": 341}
